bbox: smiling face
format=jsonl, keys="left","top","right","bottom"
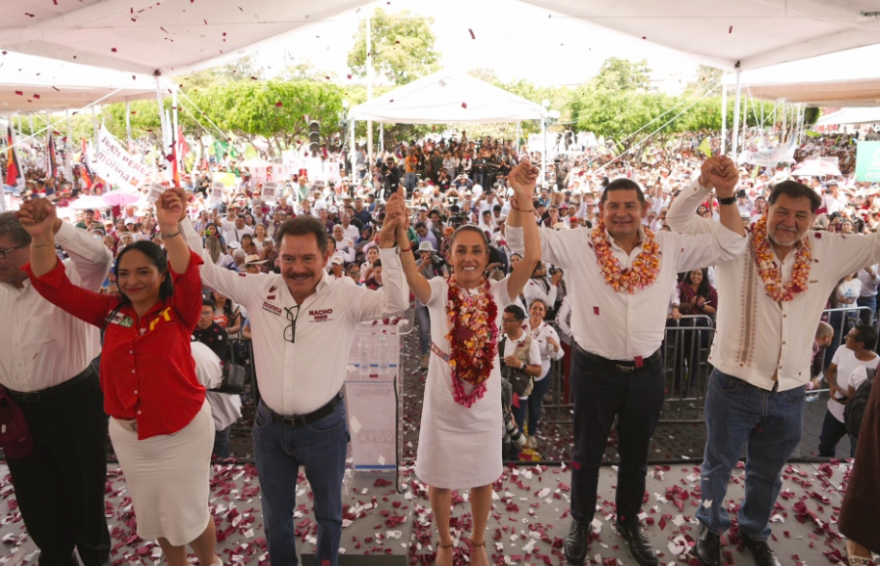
{"left": 450, "top": 229, "right": 488, "bottom": 287}
{"left": 116, "top": 250, "right": 164, "bottom": 306}
{"left": 599, "top": 189, "right": 648, "bottom": 241}
{"left": 278, "top": 233, "right": 331, "bottom": 301}
{"left": 767, "top": 194, "right": 814, "bottom": 250}
{"left": 528, "top": 300, "right": 546, "bottom": 323}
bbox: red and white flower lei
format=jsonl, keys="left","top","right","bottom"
{"left": 751, "top": 214, "right": 811, "bottom": 302}
{"left": 590, "top": 219, "right": 662, "bottom": 293}
{"left": 445, "top": 276, "right": 499, "bottom": 408}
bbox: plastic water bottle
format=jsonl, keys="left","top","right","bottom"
{"left": 378, "top": 333, "right": 389, "bottom": 373}
{"left": 357, "top": 337, "right": 370, "bottom": 378}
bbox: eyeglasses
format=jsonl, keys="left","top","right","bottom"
{"left": 283, "top": 305, "right": 301, "bottom": 344}
{"left": 0, "top": 243, "right": 28, "bottom": 260}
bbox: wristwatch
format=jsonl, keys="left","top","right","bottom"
{"left": 717, "top": 196, "right": 737, "bottom": 205}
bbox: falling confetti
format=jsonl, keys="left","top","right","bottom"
{"left": 275, "top": 101, "right": 283, "bottom": 107}
{"left": 52, "top": 86, "right": 60, "bottom": 91}
{"left": 33, "top": 94, "right": 41, "bottom": 99}
{"left": 250, "top": 76, "right": 258, "bottom": 80}
{"left": 14, "top": 91, "right": 22, "bottom": 96}
{"left": 25, "top": 13, "right": 35, "bottom": 17}
{"left": 204, "top": 19, "right": 208, "bottom": 25}
{"left": 461, "top": 102, "right": 467, "bottom": 109}
{"left": 469, "top": 29, "right": 476, "bottom": 40}
{"left": 111, "top": 47, "right": 118, "bottom": 52}
{"left": 729, "top": 25, "right": 734, "bottom": 33}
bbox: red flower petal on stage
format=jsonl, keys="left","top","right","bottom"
{"left": 111, "top": 47, "right": 118, "bottom": 52}
{"left": 14, "top": 90, "right": 22, "bottom": 96}
{"left": 461, "top": 102, "right": 467, "bottom": 109}
{"left": 469, "top": 29, "right": 476, "bottom": 39}
{"left": 33, "top": 94, "right": 40, "bottom": 99}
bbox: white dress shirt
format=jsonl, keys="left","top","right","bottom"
{"left": 667, "top": 185, "right": 880, "bottom": 392}
{"left": 507, "top": 179, "right": 747, "bottom": 362}
{"left": 191, "top": 340, "right": 242, "bottom": 431}
{"left": 522, "top": 277, "right": 558, "bottom": 312}
{"left": 857, "top": 265, "right": 880, "bottom": 297}
{"left": 0, "top": 222, "right": 113, "bottom": 392}
{"left": 182, "top": 218, "right": 408, "bottom": 415}
{"left": 528, "top": 322, "right": 565, "bottom": 378}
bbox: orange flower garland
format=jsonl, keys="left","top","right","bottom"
{"left": 751, "top": 214, "right": 811, "bottom": 301}
{"left": 590, "top": 219, "right": 662, "bottom": 293}
{"left": 445, "top": 277, "right": 498, "bottom": 408}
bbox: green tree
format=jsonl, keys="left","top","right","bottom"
{"left": 684, "top": 65, "right": 724, "bottom": 97}
{"left": 588, "top": 57, "right": 651, "bottom": 92}
{"left": 347, "top": 8, "right": 441, "bottom": 85}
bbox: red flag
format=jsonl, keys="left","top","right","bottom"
{"left": 79, "top": 139, "right": 94, "bottom": 190}
{"left": 46, "top": 130, "right": 58, "bottom": 179}
{"left": 170, "top": 131, "right": 180, "bottom": 186}
{"left": 5, "top": 125, "right": 22, "bottom": 189}
{"left": 177, "top": 126, "right": 190, "bottom": 162}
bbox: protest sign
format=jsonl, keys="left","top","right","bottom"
{"left": 94, "top": 126, "right": 153, "bottom": 188}
{"left": 855, "top": 141, "right": 880, "bottom": 183}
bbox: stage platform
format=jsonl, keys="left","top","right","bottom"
{"left": 0, "top": 458, "right": 851, "bottom": 565}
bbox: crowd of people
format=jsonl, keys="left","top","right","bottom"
{"left": 2, "top": 125, "right": 880, "bottom": 566}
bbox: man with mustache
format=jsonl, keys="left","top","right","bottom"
{"left": 667, "top": 178, "right": 880, "bottom": 566}
{"left": 176, "top": 188, "right": 409, "bottom": 566}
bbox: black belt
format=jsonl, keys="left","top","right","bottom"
{"left": 4, "top": 365, "right": 97, "bottom": 404}
{"left": 573, "top": 343, "right": 661, "bottom": 373}
{"left": 264, "top": 392, "right": 343, "bottom": 428}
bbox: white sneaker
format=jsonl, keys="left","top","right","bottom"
{"left": 527, "top": 436, "right": 538, "bottom": 449}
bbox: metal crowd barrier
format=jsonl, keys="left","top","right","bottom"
{"left": 660, "top": 315, "right": 715, "bottom": 423}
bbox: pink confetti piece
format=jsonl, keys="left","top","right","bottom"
{"left": 52, "top": 86, "right": 60, "bottom": 91}
{"left": 461, "top": 102, "right": 467, "bottom": 109}
{"left": 111, "top": 47, "right": 117, "bottom": 52}
{"left": 33, "top": 94, "right": 41, "bottom": 99}
{"left": 14, "top": 90, "right": 22, "bottom": 96}
{"left": 204, "top": 19, "right": 208, "bottom": 25}
{"left": 729, "top": 26, "right": 733, "bottom": 33}
{"left": 469, "top": 29, "right": 475, "bottom": 39}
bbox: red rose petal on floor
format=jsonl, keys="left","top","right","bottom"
{"left": 461, "top": 102, "right": 467, "bottom": 109}
{"left": 14, "top": 90, "right": 22, "bottom": 96}
{"left": 469, "top": 29, "right": 476, "bottom": 39}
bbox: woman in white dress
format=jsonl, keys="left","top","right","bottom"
{"left": 392, "top": 160, "right": 541, "bottom": 566}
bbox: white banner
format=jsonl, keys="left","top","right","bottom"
{"left": 738, "top": 144, "right": 797, "bottom": 168}
{"left": 94, "top": 126, "right": 153, "bottom": 189}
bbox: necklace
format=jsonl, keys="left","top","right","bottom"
{"left": 590, "top": 219, "right": 662, "bottom": 293}
{"left": 751, "top": 214, "right": 811, "bottom": 302}
{"left": 445, "top": 277, "right": 499, "bottom": 408}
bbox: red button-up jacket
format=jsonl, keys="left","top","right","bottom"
{"left": 25, "top": 251, "right": 206, "bottom": 440}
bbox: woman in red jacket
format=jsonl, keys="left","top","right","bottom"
{"left": 16, "top": 191, "right": 219, "bottom": 566}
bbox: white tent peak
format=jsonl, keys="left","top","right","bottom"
{"left": 348, "top": 70, "right": 547, "bottom": 124}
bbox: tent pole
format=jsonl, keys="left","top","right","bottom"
{"left": 541, "top": 117, "right": 547, "bottom": 189}
{"left": 66, "top": 109, "right": 73, "bottom": 179}
{"left": 379, "top": 123, "right": 384, "bottom": 156}
{"left": 125, "top": 100, "right": 132, "bottom": 152}
{"left": 366, "top": 13, "right": 373, "bottom": 170}
{"left": 349, "top": 120, "right": 356, "bottom": 189}
{"left": 731, "top": 63, "right": 741, "bottom": 161}
{"left": 781, "top": 99, "right": 787, "bottom": 144}
{"left": 172, "top": 89, "right": 180, "bottom": 173}
{"left": 90, "top": 105, "right": 98, "bottom": 146}
{"left": 721, "top": 81, "right": 728, "bottom": 155}
{"left": 28, "top": 114, "right": 34, "bottom": 138}
{"left": 155, "top": 75, "right": 167, "bottom": 175}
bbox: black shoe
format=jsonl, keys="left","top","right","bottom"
{"left": 616, "top": 522, "right": 660, "bottom": 566}
{"left": 695, "top": 523, "right": 721, "bottom": 566}
{"left": 564, "top": 520, "right": 589, "bottom": 565}
{"left": 742, "top": 536, "right": 782, "bottom": 566}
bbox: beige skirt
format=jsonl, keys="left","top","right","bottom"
{"left": 109, "top": 400, "right": 214, "bottom": 546}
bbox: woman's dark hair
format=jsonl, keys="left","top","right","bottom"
{"left": 449, "top": 224, "right": 490, "bottom": 248}
{"left": 114, "top": 241, "right": 174, "bottom": 304}
{"left": 768, "top": 180, "right": 822, "bottom": 212}
{"left": 687, "top": 268, "right": 711, "bottom": 300}
{"left": 504, "top": 304, "right": 526, "bottom": 321}
{"left": 600, "top": 178, "right": 645, "bottom": 204}
{"left": 275, "top": 216, "right": 329, "bottom": 252}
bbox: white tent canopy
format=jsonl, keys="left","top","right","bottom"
{"left": 2, "top": 0, "right": 880, "bottom": 77}
{"left": 815, "top": 107, "right": 880, "bottom": 127}
{"left": 0, "top": 52, "right": 175, "bottom": 113}
{"left": 721, "top": 45, "right": 880, "bottom": 107}
{"left": 348, "top": 71, "right": 547, "bottom": 124}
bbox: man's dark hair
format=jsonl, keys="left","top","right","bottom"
{"left": 0, "top": 212, "right": 32, "bottom": 246}
{"left": 852, "top": 324, "right": 878, "bottom": 350}
{"left": 274, "top": 216, "right": 329, "bottom": 253}
{"left": 504, "top": 304, "right": 526, "bottom": 321}
{"left": 114, "top": 241, "right": 174, "bottom": 303}
{"left": 372, "top": 259, "right": 383, "bottom": 269}
{"left": 414, "top": 221, "right": 427, "bottom": 230}
{"left": 202, "top": 297, "right": 216, "bottom": 310}
{"left": 600, "top": 178, "right": 646, "bottom": 205}
{"left": 767, "top": 180, "right": 822, "bottom": 212}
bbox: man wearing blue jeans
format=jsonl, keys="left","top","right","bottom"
{"left": 667, "top": 180, "right": 880, "bottom": 566}
{"left": 182, "top": 191, "right": 409, "bottom": 565}
{"left": 507, "top": 155, "right": 747, "bottom": 566}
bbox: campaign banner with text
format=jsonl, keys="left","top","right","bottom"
{"left": 94, "top": 126, "right": 153, "bottom": 188}
{"left": 856, "top": 141, "right": 880, "bottom": 183}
